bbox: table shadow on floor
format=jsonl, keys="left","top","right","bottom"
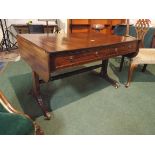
{"left": 9, "top": 70, "right": 112, "bottom": 119}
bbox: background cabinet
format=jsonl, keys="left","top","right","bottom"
{"left": 68, "top": 19, "right": 126, "bottom": 34}
{"left": 13, "top": 24, "right": 58, "bottom": 34}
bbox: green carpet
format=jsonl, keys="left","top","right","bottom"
{"left": 0, "top": 58, "right": 155, "bottom": 134}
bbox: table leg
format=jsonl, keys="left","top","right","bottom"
{"left": 32, "top": 71, "right": 51, "bottom": 120}
{"left": 100, "top": 59, "right": 120, "bottom": 88}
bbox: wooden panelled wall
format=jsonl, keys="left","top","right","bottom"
{"left": 68, "top": 19, "right": 126, "bottom": 34}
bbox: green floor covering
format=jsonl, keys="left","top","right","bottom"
{"left": 0, "top": 57, "right": 155, "bottom": 134}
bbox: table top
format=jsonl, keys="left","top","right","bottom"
{"left": 17, "top": 32, "right": 138, "bottom": 53}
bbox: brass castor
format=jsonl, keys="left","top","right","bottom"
{"left": 44, "top": 112, "right": 52, "bottom": 120}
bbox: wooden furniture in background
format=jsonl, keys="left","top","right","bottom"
{"left": 13, "top": 24, "right": 58, "bottom": 34}
{"left": 125, "top": 19, "right": 155, "bottom": 87}
{"left": 119, "top": 19, "right": 150, "bottom": 73}
{"left": 17, "top": 32, "right": 139, "bottom": 119}
{"left": 90, "top": 19, "right": 112, "bottom": 34}
{"left": 68, "top": 19, "right": 126, "bottom": 34}
{"left": 38, "top": 19, "right": 59, "bottom": 33}
{"left": 28, "top": 25, "right": 44, "bottom": 34}
{"left": 69, "top": 19, "right": 91, "bottom": 33}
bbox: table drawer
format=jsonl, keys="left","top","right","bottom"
{"left": 53, "top": 51, "right": 99, "bottom": 69}
{"left": 116, "top": 42, "right": 137, "bottom": 55}
{"left": 51, "top": 42, "right": 137, "bottom": 70}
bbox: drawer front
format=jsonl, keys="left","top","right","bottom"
{"left": 53, "top": 51, "right": 99, "bottom": 70}
{"left": 16, "top": 27, "right": 29, "bottom": 34}
{"left": 117, "top": 42, "right": 137, "bottom": 55}
{"left": 51, "top": 41, "right": 137, "bottom": 70}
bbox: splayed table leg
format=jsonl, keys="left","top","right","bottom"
{"left": 32, "top": 71, "right": 51, "bottom": 120}
{"left": 100, "top": 59, "right": 120, "bottom": 88}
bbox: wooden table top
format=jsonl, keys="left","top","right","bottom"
{"left": 17, "top": 32, "right": 137, "bottom": 53}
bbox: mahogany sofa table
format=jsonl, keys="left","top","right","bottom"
{"left": 17, "top": 32, "right": 139, "bottom": 119}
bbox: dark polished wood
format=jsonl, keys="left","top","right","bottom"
{"left": 17, "top": 32, "right": 139, "bottom": 119}
{"left": 32, "top": 71, "right": 51, "bottom": 120}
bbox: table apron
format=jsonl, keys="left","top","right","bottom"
{"left": 50, "top": 41, "right": 138, "bottom": 71}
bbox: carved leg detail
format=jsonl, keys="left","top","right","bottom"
{"left": 125, "top": 63, "right": 138, "bottom": 88}
{"left": 100, "top": 59, "right": 120, "bottom": 88}
{"left": 32, "top": 71, "right": 51, "bottom": 120}
{"left": 35, "top": 95, "right": 51, "bottom": 120}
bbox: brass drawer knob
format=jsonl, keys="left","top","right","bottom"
{"left": 95, "top": 51, "right": 99, "bottom": 55}
{"left": 69, "top": 56, "right": 74, "bottom": 62}
{"left": 115, "top": 48, "right": 118, "bottom": 52}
